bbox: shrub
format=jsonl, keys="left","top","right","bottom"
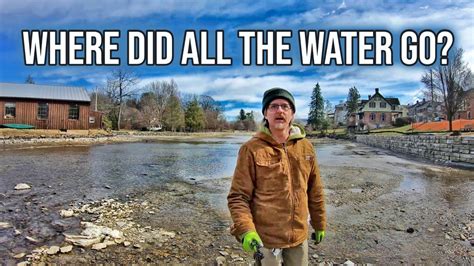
{"left": 394, "top": 117, "right": 414, "bottom": 127}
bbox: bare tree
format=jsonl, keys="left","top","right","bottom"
{"left": 105, "top": 69, "right": 138, "bottom": 130}
{"left": 421, "top": 48, "right": 472, "bottom": 131}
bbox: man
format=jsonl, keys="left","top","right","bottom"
{"left": 227, "top": 87, "right": 326, "bottom": 265}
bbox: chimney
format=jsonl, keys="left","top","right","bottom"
{"left": 368, "top": 95, "right": 371, "bottom": 99}
{"left": 375, "top": 88, "right": 379, "bottom": 93}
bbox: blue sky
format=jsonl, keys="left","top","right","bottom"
{"left": 0, "top": 0, "right": 473, "bottom": 119}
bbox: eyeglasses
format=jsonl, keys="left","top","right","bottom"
{"left": 268, "top": 104, "right": 291, "bottom": 112}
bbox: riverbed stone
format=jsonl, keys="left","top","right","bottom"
{"left": 0, "top": 222, "right": 12, "bottom": 229}
{"left": 14, "top": 183, "right": 31, "bottom": 190}
{"left": 25, "top": 236, "right": 39, "bottom": 243}
{"left": 123, "top": 241, "right": 131, "bottom": 247}
{"left": 215, "top": 256, "right": 226, "bottom": 265}
{"left": 46, "top": 246, "right": 60, "bottom": 255}
{"left": 13, "top": 253, "right": 26, "bottom": 259}
{"left": 60, "top": 209, "right": 74, "bottom": 218}
{"left": 60, "top": 245, "right": 73, "bottom": 253}
{"left": 64, "top": 233, "right": 103, "bottom": 247}
{"left": 91, "top": 243, "right": 107, "bottom": 250}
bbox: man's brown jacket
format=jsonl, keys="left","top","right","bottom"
{"left": 227, "top": 125, "right": 326, "bottom": 248}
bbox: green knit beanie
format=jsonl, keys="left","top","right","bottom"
{"left": 262, "top": 87, "right": 295, "bottom": 114}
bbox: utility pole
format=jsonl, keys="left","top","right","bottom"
{"left": 95, "top": 86, "right": 98, "bottom": 112}
{"left": 430, "top": 69, "right": 436, "bottom": 120}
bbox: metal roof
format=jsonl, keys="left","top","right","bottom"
{"left": 0, "top": 82, "right": 90, "bottom": 102}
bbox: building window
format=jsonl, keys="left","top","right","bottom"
{"left": 381, "top": 113, "right": 386, "bottom": 121}
{"left": 380, "top": 102, "right": 387, "bottom": 108}
{"left": 69, "top": 104, "right": 79, "bottom": 120}
{"left": 37, "top": 103, "right": 48, "bottom": 119}
{"left": 4, "top": 102, "right": 16, "bottom": 119}
{"left": 370, "top": 113, "right": 376, "bottom": 121}
{"left": 369, "top": 102, "right": 376, "bottom": 108}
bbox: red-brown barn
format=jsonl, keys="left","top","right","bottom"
{"left": 0, "top": 82, "right": 102, "bottom": 130}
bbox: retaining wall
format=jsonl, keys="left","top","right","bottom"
{"left": 356, "top": 135, "right": 474, "bottom": 165}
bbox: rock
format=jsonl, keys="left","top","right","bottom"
{"left": 343, "top": 260, "right": 355, "bottom": 266}
{"left": 406, "top": 228, "right": 415, "bottom": 233}
{"left": 445, "top": 233, "right": 451, "bottom": 240}
{"left": 104, "top": 185, "right": 111, "bottom": 189}
{"left": 103, "top": 240, "right": 116, "bottom": 247}
{"left": 133, "top": 244, "right": 141, "bottom": 249}
{"left": 91, "top": 243, "right": 107, "bottom": 250}
{"left": 13, "top": 253, "right": 26, "bottom": 259}
{"left": 14, "top": 229, "right": 21, "bottom": 236}
{"left": 14, "top": 183, "right": 31, "bottom": 190}
{"left": 470, "top": 239, "right": 474, "bottom": 246}
{"left": 31, "top": 247, "right": 47, "bottom": 254}
{"left": 116, "top": 221, "right": 127, "bottom": 228}
{"left": 114, "top": 238, "right": 124, "bottom": 244}
{"left": 123, "top": 241, "right": 131, "bottom": 247}
{"left": 312, "top": 254, "right": 319, "bottom": 259}
{"left": 230, "top": 254, "right": 240, "bottom": 259}
{"left": 63, "top": 233, "right": 103, "bottom": 247}
{"left": 25, "top": 236, "right": 39, "bottom": 243}
{"left": 216, "top": 256, "right": 226, "bottom": 265}
{"left": 460, "top": 234, "right": 467, "bottom": 241}
{"left": 60, "top": 245, "right": 73, "bottom": 253}
{"left": 81, "top": 222, "right": 123, "bottom": 239}
{"left": 0, "top": 222, "right": 12, "bottom": 229}
{"left": 60, "top": 209, "right": 74, "bottom": 218}
{"left": 219, "top": 251, "right": 229, "bottom": 256}
{"left": 469, "top": 251, "right": 474, "bottom": 257}
{"left": 427, "top": 228, "right": 435, "bottom": 232}
{"left": 46, "top": 246, "right": 60, "bottom": 255}
{"left": 16, "top": 262, "right": 29, "bottom": 266}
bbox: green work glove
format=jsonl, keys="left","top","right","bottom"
{"left": 242, "top": 231, "right": 263, "bottom": 252}
{"left": 313, "top": 230, "right": 325, "bottom": 244}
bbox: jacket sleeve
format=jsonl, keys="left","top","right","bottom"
{"left": 227, "top": 145, "right": 256, "bottom": 238}
{"left": 307, "top": 144, "right": 326, "bottom": 231}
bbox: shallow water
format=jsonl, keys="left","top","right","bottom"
{"left": 1, "top": 137, "right": 473, "bottom": 263}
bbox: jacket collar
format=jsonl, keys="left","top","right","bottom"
{"left": 254, "top": 123, "right": 306, "bottom": 146}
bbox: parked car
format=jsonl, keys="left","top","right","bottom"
{"left": 147, "top": 125, "right": 162, "bottom": 131}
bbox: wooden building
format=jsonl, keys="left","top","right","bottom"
{"left": 0, "top": 82, "right": 102, "bottom": 130}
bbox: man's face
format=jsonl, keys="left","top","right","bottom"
{"left": 264, "top": 98, "right": 295, "bottom": 131}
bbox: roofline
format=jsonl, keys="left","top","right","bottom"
{"left": 0, "top": 96, "right": 90, "bottom": 103}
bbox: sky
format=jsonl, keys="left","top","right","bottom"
{"left": 0, "top": 0, "right": 473, "bottom": 120}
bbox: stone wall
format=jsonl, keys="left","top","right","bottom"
{"left": 356, "top": 135, "right": 474, "bottom": 165}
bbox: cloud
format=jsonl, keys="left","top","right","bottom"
{"left": 0, "top": 0, "right": 296, "bottom": 26}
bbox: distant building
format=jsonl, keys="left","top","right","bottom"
{"left": 353, "top": 88, "right": 402, "bottom": 130}
{"left": 334, "top": 101, "right": 348, "bottom": 126}
{"left": 407, "top": 98, "right": 444, "bottom": 122}
{"left": 0, "top": 82, "right": 102, "bottom": 129}
{"left": 456, "top": 88, "right": 474, "bottom": 120}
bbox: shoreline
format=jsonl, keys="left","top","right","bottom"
{"left": 0, "top": 130, "right": 251, "bottom": 150}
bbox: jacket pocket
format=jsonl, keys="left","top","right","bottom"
{"left": 255, "top": 156, "right": 287, "bottom": 193}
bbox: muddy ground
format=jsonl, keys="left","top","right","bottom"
{"left": 0, "top": 139, "right": 473, "bottom": 265}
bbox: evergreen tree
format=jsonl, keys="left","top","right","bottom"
{"left": 307, "top": 83, "right": 325, "bottom": 130}
{"left": 239, "top": 109, "right": 246, "bottom": 121}
{"left": 185, "top": 97, "right": 205, "bottom": 131}
{"left": 346, "top": 86, "right": 360, "bottom": 118}
{"left": 163, "top": 94, "right": 185, "bottom": 132}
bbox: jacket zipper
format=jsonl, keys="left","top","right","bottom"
{"left": 283, "top": 142, "right": 295, "bottom": 243}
